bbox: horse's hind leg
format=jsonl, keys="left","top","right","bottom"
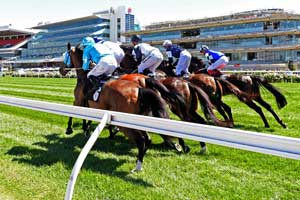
{"left": 245, "top": 101, "right": 270, "bottom": 128}
{"left": 220, "top": 101, "right": 234, "bottom": 126}
{"left": 216, "top": 103, "right": 229, "bottom": 121}
{"left": 66, "top": 117, "right": 73, "bottom": 135}
{"left": 141, "top": 131, "right": 152, "bottom": 154}
{"left": 131, "top": 130, "right": 148, "bottom": 172}
{"left": 160, "top": 135, "right": 183, "bottom": 152}
{"left": 256, "top": 97, "right": 287, "bottom": 128}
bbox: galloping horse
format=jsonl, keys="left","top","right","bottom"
{"left": 117, "top": 55, "right": 236, "bottom": 153}
{"left": 155, "top": 59, "right": 250, "bottom": 126}
{"left": 60, "top": 43, "right": 183, "bottom": 171}
{"left": 188, "top": 57, "right": 287, "bottom": 128}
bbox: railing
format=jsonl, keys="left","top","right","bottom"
{"left": 1, "top": 95, "right": 300, "bottom": 199}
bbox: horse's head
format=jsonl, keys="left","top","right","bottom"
{"left": 60, "top": 43, "right": 84, "bottom": 76}
{"left": 65, "top": 43, "right": 83, "bottom": 68}
{"left": 189, "top": 57, "right": 206, "bottom": 74}
{"left": 119, "top": 45, "right": 138, "bottom": 74}
{"left": 156, "top": 60, "right": 176, "bottom": 77}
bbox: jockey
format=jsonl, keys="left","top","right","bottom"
{"left": 131, "top": 34, "right": 163, "bottom": 76}
{"left": 92, "top": 36, "right": 125, "bottom": 67}
{"left": 81, "top": 36, "right": 118, "bottom": 95}
{"left": 162, "top": 40, "right": 191, "bottom": 77}
{"left": 200, "top": 45, "right": 229, "bottom": 77}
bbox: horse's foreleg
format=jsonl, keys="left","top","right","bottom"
{"left": 66, "top": 117, "right": 73, "bottom": 135}
{"left": 256, "top": 97, "right": 287, "bottom": 128}
{"left": 108, "top": 125, "right": 119, "bottom": 139}
{"left": 178, "top": 138, "right": 190, "bottom": 153}
{"left": 83, "top": 120, "right": 93, "bottom": 137}
{"left": 199, "top": 142, "right": 207, "bottom": 154}
{"left": 246, "top": 101, "right": 270, "bottom": 128}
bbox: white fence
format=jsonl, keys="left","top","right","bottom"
{"left": 1, "top": 95, "right": 300, "bottom": 199}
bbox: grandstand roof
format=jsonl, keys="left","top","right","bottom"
{"left": 32, "top": 15, "right": 101, "bottom": 29}
{"left": 0, "top": 25, "right": 40, "bottom": 36}
{"left": 122, "top": 8, "right": 300, "bottom": 35}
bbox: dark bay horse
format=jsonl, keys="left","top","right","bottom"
{"left": 60, "top": 43, "right": 183, "bottom": 171}
{"left": 117, "top": 53, "right": 237, "bottom": 153}
{"left": 188, "top": 57, "right": 288, "bottom": 128}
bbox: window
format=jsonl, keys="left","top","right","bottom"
{"left": 265, "top": 37, "right": 272, "bottom": 45}
{"left": 181, "top": 29, "right": 200, "bottom": 37}
{"left": 273, "top": 21, "right": 280, "bottom": 29}
{"left": 225, "top": 53, "right": 232, "bottom": 61}
{"left": 179, "top": 42, "right": 197, "bottom": 49}
{"left": 247, "top": 52, "right": 257, "bottom": 61}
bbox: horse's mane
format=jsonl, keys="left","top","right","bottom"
{"left": 120, "top": 45, "right": 134, "bottom": 54}
{"left": 75, "top": 44, "right": 83, "bottom": 56}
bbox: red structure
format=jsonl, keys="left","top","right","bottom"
{"left": 0, "top": 25, "right": 38, "bottom": 60}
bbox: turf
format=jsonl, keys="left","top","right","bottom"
{"left": 0, "top": 77, "right": 299, "bottom": 200}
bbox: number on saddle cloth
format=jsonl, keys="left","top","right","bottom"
{"left": 86, "top": 75, "right": 111, "bottom": 102}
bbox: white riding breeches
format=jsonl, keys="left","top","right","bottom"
{"left": 87, "top": 55, "right": 118, "bottom": 78}
{"left": 207, "top": 56, "right": 229, "bottom": 71}
{"left": 175, "top": 50, "right": 192, "bottom": 75}
{"left": 138, "top": 50, "right": 163, "bottom": 73}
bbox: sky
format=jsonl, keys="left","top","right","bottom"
{"left": 1, "top": 0, "right": 300, "bottom": 28}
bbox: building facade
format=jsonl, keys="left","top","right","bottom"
{"left": 0, "top": 25, "right": 38, "bottom": 60}
{"left": 3, "top": 6, "right": 136, "bottom": 68}
{"left": 123, "top": 9, "right": 300, "bottom": 70}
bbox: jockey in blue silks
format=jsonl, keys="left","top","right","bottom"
{"left": 162, "top": 40, "right": 191, "bottom": 77}
{"left": 92, "top": 36, "right": 125, "bottom": 67}
{"left": 131, "top": 34, "right": 163, "bottom": 76}
{"left": 200, "top": 45, "right": 229, "bottom": 76}
{"left": 81, "top": 36, "right": 118, "bottom": 95}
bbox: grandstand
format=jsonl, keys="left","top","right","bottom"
{"left": 1, "top": 6, "right": 137, "bottom": 70}
{"left": 0, "top": 25, "right": 39, "bottom": 60}
{"left": 123, "top": 9, "right": 300, "bottom": 70}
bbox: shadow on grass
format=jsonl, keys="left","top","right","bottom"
{"left": 6, "top": 133, "right": 153, "bottom": 187}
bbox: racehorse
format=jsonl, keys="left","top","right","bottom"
{"left": 60, "top": 43, "right": 183, "bottom": 171}
{"left": 188, "top": 57, "right": 287, "bottom": 128}
{"left": 156, "top": 59, "right": 250, "bottom": 126}
{"left": 117, "top": 55, "right": 237, "bottom": 153}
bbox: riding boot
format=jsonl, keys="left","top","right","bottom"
{"left": 142, "top": 68, "right": 155, "bottom": 78}
{"left": 180, "top": 71, "right": 190, "bottom": 79}
{"left": 87, "top": 75, "right": 101, "bottom": 99}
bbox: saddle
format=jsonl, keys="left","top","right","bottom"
{"left": 85, "top": 74, "right": 117, "bottom": 102}
{"left": 197, "top": 68, "right": 223, "bottom": 78}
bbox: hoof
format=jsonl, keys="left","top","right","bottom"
{"left": 84, "top": 130, "right": 90, "bottom": 137}
{"left": 282, "top": 124, "right": 287, "bottom": 129}
{"left": 199, "top": 146, "right": 207, "bottom": 154}
{"left": 131, "top": 160, "right": 142, "bottom": 173}
{"left": 184, "top": 146, "right": 190, "bottom": 153}
{"left": 174, "top": 143, "right": 183, "bottom": 153}
{"left": 66, "top": 128, "right": 73, "bottom": 135}
{"left": 264, "top": 124, "right": 270, "bottom": 128}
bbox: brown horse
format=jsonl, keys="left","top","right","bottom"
{"left": 59, "top": 50, "right": 92, "bottom": 136}
{"left": 60, "top": 43, "right": 182, "bottom": 171}
{"left": 188, "top": 57, "right": 287, "bottom": 128}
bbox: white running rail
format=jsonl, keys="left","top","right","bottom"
{"left": 1, "top": 95, "right": 300, "bottom": 199}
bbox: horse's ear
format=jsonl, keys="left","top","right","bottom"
{"left": 67, "top": 43, "right": 71, "bottom": 51}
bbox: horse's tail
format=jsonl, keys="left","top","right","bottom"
{"left": 144, "top": 78, "right": 187, "bottom": 115}
{"left": 138, "top": 87, "right": 169, "bottom": 119}
{"left": 251, "top": 76, "right": 287, "bottom": 109}
{"left": 188, "top": 82, "right": 232, "bottom": 128}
